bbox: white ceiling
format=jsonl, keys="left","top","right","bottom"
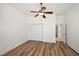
{"left": 9, "top": 3, "right": 75, "bottom": 15}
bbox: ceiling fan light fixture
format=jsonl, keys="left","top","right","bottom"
{"left": 39, "top": 13, "right": 44, "bottom": 16}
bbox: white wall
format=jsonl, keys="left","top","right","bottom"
{"left": 0, "top": 4, "right": 28, "bottom": 55}
{"left": 56, "top": 15, "right": 65, "bottom": 25}
{"left": 65, "top": 4, "right": 79, "bottom": 53}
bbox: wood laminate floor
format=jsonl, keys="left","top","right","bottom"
{"left": 2, "top": 40, "right": 79, "bottom": 56}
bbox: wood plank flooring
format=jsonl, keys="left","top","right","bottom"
{"left": 2, "top": 40, "right": 79, "bottom": 56}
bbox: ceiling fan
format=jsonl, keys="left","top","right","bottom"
{"left": 30, "top": 3, "right": 53, "bottom": 18}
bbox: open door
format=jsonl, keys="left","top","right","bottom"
{"left": 56, "top": 24, "right": 65, "bottom": 43}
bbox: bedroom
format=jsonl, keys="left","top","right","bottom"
{"left": 0, "top": 3, "right": 79, "bottom": 56}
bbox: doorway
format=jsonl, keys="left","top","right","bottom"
{"left": 56, "top": 24, "right": 65, "bottom": 43}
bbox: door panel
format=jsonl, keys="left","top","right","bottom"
{"left": 30, "top": 24, "right": 43, "bottom": 41}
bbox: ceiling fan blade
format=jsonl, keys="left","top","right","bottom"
{"left": 34, "top": 14, "right": 39, "bottom": 17}
{"left": 42, "top": 15, "right": 46, "bottom": 18}
{"left": 43, "top": 12, "right": 53, "bottom": 14}
{"left": 30, "top": 11, "right": 39, "bottom": 13}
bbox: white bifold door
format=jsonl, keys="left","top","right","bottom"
{"left": 30, "top": 24, "right": 43, "bottom": 41}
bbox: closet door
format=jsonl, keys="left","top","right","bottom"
{"left": 30, "top": 24, "right": 43, "bottom": 41}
